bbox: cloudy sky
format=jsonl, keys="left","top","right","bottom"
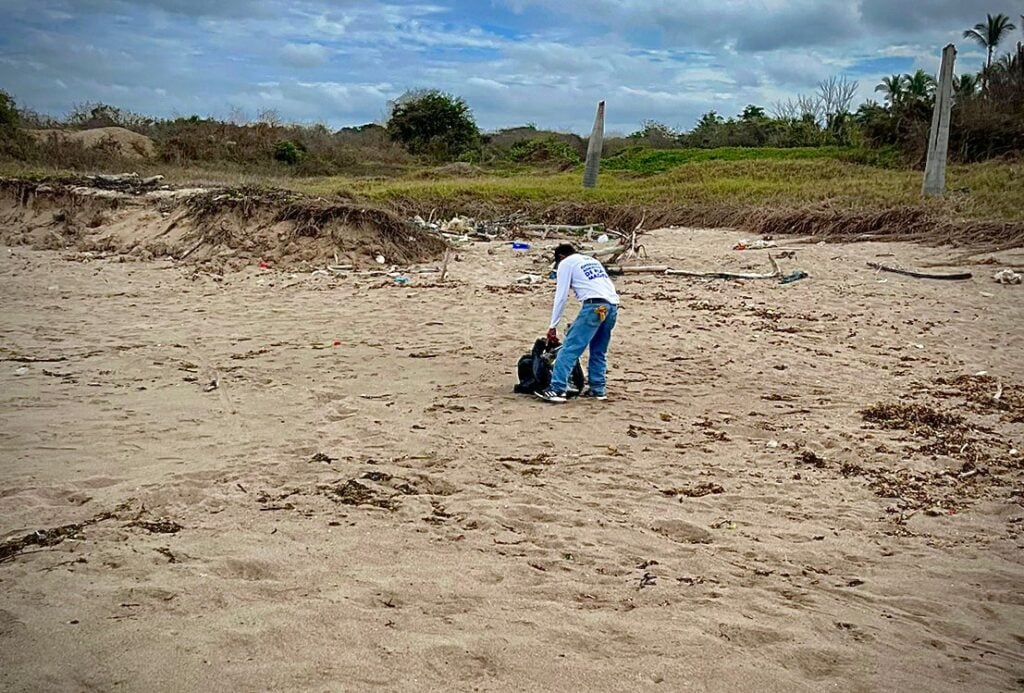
{"left": 1, "top": 0, "right": 1021, "bottom": 134}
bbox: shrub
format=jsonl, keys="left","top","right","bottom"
{"left": 386, "top": 90, "right": 479, "bottom": 160}
{"left": 508, "top": 136, "right": 582, "bottom": 165}
{"left": 273, "top": 140, "right": 305, "bottom": 165}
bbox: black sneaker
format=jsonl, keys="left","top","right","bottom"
{"left": 535, "top": 389, "right": 567, "bottom": 403}
{"left": 581, "top": 389, "right": 607, "bottom": 401}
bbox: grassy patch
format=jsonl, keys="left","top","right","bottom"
{"left": 287, "top": 157, "right": 1023, "bottom": 224}
{"left": 602, "top": 146, "right": 849, "bottom": 173}
{"left": 4, "top": 151, "right": 1023, "bottom": 231}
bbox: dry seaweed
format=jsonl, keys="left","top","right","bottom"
{"left": 0, "top": 510, "right": 115, "bottom": 563}
{"left": 861, "top": 403, "right": 965, "bottom": 431}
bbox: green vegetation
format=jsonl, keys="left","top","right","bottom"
{"left": 285, "top": 157, "right": 1023, "bottom": 224}
{"left": 273, "top": 140, "right": 305, "bottom": 165}
{"left": 603, "top": 146, "right": 848, "bottom": 173}
{"left": 386, "top": 90, "right": 479, "bottom": 160}
{"left": 508, "top": 136, "right": 582, "bottom": 166}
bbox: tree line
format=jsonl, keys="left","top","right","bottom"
{"left": 1, "top": 12, "right": 1021, "bottom": 171}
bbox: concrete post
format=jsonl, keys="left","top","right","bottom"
{"left": 582, "top": 101, "right": 605, "bottom": 189}
{"left": 922, "top": 44, "right": 956, "bottom": 196}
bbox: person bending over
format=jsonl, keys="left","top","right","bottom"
{"left": 538, "top": 243, "right": 620, "bottom": 403}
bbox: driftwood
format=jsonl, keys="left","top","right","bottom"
{"left": 522, "top": 223, "right": 605, "bottom": 235}
{"left": 867, "top": 262, "right": 972, "bottom": 280}
{"left": 179, "top": 236, "right": 206, "bottom": 261}
{"left": 666, "top": 254, "right": 780, "bottom": 280}
{"left": 606, "top": 255, "right": 782, "bottom": 280}
{"left": 585, "top": 216, "right": 648, "bottom": 265}
{"left": 440, "top": 249, "right": 451, "bottom": 282}
{"left": 606, "top": 265, "right": 669, "bottom": 275}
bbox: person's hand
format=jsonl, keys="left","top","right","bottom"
{"left": 546, "top": 327, "right": 558, "bottom": 344}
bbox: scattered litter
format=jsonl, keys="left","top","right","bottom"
{"left": 511, "top": 242, "right": 530, "bottom": 251}
{"left": 15, "top": 366, "right": 29, "bottom": 376}
{"left": 393, "top": 276, "right": 410, "bottom": 286}
{"left": 766, "top": 440, "right": 779, "bottom": 449}
{"left": 993, "top": 268, "right": 1022, "bottom": 285}
{"left": 514, "top": 274, "right": 545, "bottom": 285}
{"left": 258, "top": 260, "right": 270, "bottom": 270}
{"left": 596, "top": 234, "right": 609, "bottom": 244}
{"left": 734, "top": 239, "right": 777, "bottom": 251}
{"left": 375, "top": 255, "right": 386, "bottom": 265}
{"left": 779, "top": 270, "right": 808, "bottom": 284}
{"left": 441, "top": 216, "right": 474, "bottom": 233}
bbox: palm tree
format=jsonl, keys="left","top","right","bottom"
{"left": 874, "top": 74, "right": 905, "bottom": 106}
{"left": 963, "top": 13, "right": 1017, "bottom": 73}
{"left": 953, "top": 73, "right": 979, "bottom": 99}
{"left": 903, "top": 69, "right": 936, "bottom": 102}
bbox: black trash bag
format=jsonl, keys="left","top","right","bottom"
{"left": 514, "top": 337, "right": 584, "bottom": 396}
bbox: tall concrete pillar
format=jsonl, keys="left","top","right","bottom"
{"left": 923, "top": 44, "right": 956, "bottom": 196}
{"left": 583, "top": 101, "right": 605, "bottom": 189}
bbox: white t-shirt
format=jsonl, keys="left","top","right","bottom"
{"left": 549, "top": 253, "right": 620, "bottom": 328}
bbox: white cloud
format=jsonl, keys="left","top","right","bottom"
{"left": 280, "top": 42, "right": 331, "bottom": 68}
{"left": 2, "top": 0, "right": 1020, "bottom": 132}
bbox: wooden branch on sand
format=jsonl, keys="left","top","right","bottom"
{"left": 867, "top": 262, "right": 972, "bottom": 280}
{"left": 666, "top": 254, "right": 780, "bottom": 279}
{"left": 606, "top": 255, "right": 781, "bottom": 280}
{"left": 521, "top": 223, "right": 605, "bottom": 236}
{"left": 606, "top": 265, "right": 669, "bottom": 275}
{"left": 440, "top": 249, "right": 451, "bottom": 282}
{"left": 179, "top": 236, "right": 206, "bottom": 261}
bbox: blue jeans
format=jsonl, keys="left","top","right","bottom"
{"left": 551, "top": 302, "right": 618, "bottom": 395}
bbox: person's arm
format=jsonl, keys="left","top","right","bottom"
{"left": 548, "top": 261, "right": 572, "bottom": 329}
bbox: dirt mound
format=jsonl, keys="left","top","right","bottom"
{"left": 29, "top": 127, "right": 156, "bottom": 160}
{"left": 0, "top": 179, "right": 446, "bottom": 271}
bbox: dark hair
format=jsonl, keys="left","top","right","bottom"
{"left": 553, "top": 243, "right": 576, "bottom": 265}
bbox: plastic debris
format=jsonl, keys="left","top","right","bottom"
{"left": 393, "top": 276, "right": 410, "bottom": 285}
{"left": 514, "top": 274, "right": 544, "bottom": 285}
{"left": 441, "top": 216, "right": 474, "bottom": 233}
{"left": 511, "top": 242, "right": 530, "bottom": 251}
{"left": 734, "top": 239, "right": 777, "bottom": 251}
{"left": 994, "top": 268, "right": 1022, "bottom": 285}
{"left": 375, "top": 255, "right": 386, "bottom": 265}
{"left": 779, "top": 270, "right": 809, "bottom": 284}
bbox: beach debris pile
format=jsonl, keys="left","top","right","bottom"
{"left": 993, "top": 268, "right": 1022, "bottom": 285}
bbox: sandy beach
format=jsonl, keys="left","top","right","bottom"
{"left": 2, "top": 227, "right": 1022, "bottom": 691}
